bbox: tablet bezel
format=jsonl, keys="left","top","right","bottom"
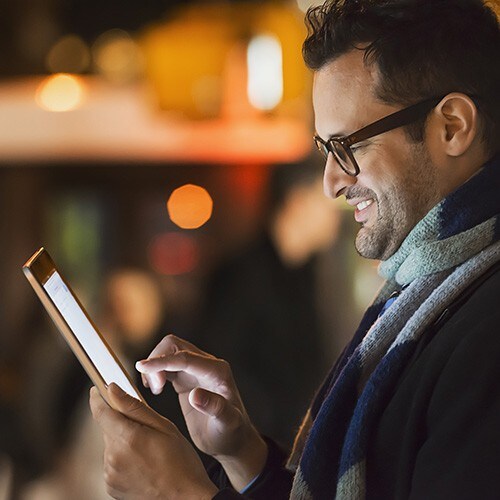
{"left": 23, "top": 247, "right": 146, "bottom": 409}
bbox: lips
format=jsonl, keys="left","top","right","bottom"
{"left": 353, "top": 198, "right": 376, "bottom": 223}
{"left": 345, "top": 188, "right": 377, "bottom": 224}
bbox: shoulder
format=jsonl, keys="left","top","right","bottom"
{"left": 423, "top": 261, "right": 500, "bottom": 412}
{"left": 436, "top": 260, "right": 500, "bottom": 349}
{"left": 396, "top": 261, "right": 500, "bottom": 413}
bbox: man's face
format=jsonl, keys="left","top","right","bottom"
{"left": 313, "top": 50, "right": 441, "bottom": 260}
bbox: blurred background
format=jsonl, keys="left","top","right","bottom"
{"left": 0, "top": 0, "right": 384, "bottom": 498}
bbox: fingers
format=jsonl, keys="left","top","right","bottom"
{"left": 137, "top": 335, "right": 211, "bottom": 394}
{"left": 109, "top": 384, "right": 177, "bottom": 435}
{"left": 147, "top": 334, "right": 207, "bottom": 360}
{"left": 89, "top": 386, "right": 130, "bottom": 436}
{"left": 90, "top": 385, "right": 175, "bottom": 436}
{"left": 189, "top": 387, "right": 242, "bottom": 427}
{"left": 143, "top": 370, "right": 168, "bottom": 395}
{"left": 137, "top": 350, "right": 233, "bottom": 397}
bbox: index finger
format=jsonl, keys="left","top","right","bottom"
{"left": 136, "top": 351, "right": 233, "bottom": 396}
{"left": 146, "top": 334, "right": 209, "bottom": 360}
{"left": 138, "top": 335, "right": 214, "bottom": 394}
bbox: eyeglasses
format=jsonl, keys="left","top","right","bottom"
{"left": 313, "top": 95, "right": 446, "bottom": 176}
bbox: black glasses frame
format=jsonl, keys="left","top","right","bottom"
{"left": 314, "top": 95, "right": 446, "bottom": 176}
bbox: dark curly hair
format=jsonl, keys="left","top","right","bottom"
{"left": 303, "top": 0, "right": 500, "bottom": 154}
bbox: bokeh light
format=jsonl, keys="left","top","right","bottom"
{"left": 247, "top": 34, "right": 283, "bottom": 111}
{"left": 46, "top": 34, "right": 91, "bottom": 74}
{"left": 92, "top": 29, "right": 144, "bottom": 84}
{"left": 167, "top": 184, "right": 214, "bottom": 230}
{"left": 35, "top": 73, "right": 85, "bottom": 112}
{"left": 148, "top": 232, "right": 200, "bottom": 275}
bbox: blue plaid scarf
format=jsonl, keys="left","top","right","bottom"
{"left": 288, "top": 154, "right": 500, "bottom": 499}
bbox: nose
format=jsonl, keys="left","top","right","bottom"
{"left": 323, "top": 153, "right": 357, "bottom": 199}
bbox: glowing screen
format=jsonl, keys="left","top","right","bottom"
{"left": 43, "top": 271, "right": 141, "bottom": 400}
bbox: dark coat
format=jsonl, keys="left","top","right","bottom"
{"left": 212, "top": 263, "right": 500, "bottom": 499}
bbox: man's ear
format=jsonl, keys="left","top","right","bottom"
{"left": 432, "top": 93, "right": 479, "bottom": 157}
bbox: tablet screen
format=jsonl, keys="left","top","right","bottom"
{"left": 44, "top": 270, "right": 141, "bottom": 400}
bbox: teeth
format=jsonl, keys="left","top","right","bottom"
{"left": 356, "top": 199, "right": 374, "bottom": 211}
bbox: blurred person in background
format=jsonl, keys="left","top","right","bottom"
{"left": 200, "top": 160, "right": 342, "bottom": 448}
{"left": 90, "top": 0, "right": 500, "bottom": 498}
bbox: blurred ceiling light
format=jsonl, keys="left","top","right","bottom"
{"left": 46, "top": 34, "right": 91, "bottom": 74}
{"left": 167, "top": 184, "right": 213, "bottom": 230}
{"left": 35, "top": 73, "right": 85, "bottom": 112}
{"left": 296, "top": 0, "right": 324, "bottom": 13}
{"left": 92, "top": 29, "right": 144, "bottom": 84}
{"left": 247, "top": 34, "right": 283, "bottom": 111}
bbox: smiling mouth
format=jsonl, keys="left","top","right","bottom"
{"left": 354, "top": 198, "right": 376, "bottom": 223}
{"left": 356, "top": 199, "right": 374, "bottom": 211}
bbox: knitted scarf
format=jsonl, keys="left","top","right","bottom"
{"left": 288, "top": 154, "right": 500, "bottom": 499}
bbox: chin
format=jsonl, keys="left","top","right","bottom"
{"left": 355, "top": 226, "right": 402, "bottom": 261}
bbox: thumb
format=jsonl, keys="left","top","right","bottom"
{"left": 108, "top": 383, "right": 174, "bottom": 434}
{"left": 189, "top": 387, "right": 241, "bottom": 426}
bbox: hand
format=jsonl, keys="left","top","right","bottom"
{"left": 136, "top": 335, "right": 268, "bottom": 490}
{"left": 89, "top": 383, "right": 218, "bottom": 500}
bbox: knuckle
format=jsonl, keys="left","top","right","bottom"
{"left": 217, "top": 358, "right": 232, "bottom": 378}
{"left": 124, "top": 398, "right": 143, "bottom": 415}
{"left": 175, "top": 350, "right": 189, "bottom": 364}
{"left": 165, "top": 333, "right": 179, "bottom": 347}
{"left": 155, "top": 334, "right": 179, "bottom": 355}
{"left": 106, "top": 451, "right": 121, "bottom": 471}
{"left": 103, "top": 467, "right": 113, "bottom": 485}
{"left": 91, "top": 401, "right": 107, "bottom": 423}
{"left": 123, "top": 425, "right": 141, "bottom": 449}
{"left": 106, "top": 484, "right": 122, "bottom": 500}
{"left": 104, "top": 467, "right": 121, "bottom": 492}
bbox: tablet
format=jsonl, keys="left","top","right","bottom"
{"left": 23, "top": 247, "right": 145, "bottom": 408}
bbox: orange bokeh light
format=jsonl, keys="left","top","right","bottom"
{"left": 167, "top": 184, "right": 213, "bottom": 229}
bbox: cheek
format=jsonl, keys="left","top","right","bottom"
{"left": 357, "top": 142, "right": 412, "bottom": 197}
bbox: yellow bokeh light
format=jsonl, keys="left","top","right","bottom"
{"left": 46, "top": 34, "right": 91, "bottom": 74}
{"left": 167, "top": 184, "right": 213, "bottom": 230}
{"left": 92, "top": 29, "right": 144, "bottom": 84}
{"left": 35, "top": 74, "right": 85, "bottom": 112}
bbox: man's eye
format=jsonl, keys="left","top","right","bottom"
{"left": 351, "top": 141, "right": 370, "bottom": 154}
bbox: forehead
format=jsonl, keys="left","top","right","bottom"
{"left": 312, "top": 50, "right": 382, "bottom": 137}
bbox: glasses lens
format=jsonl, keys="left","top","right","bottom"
{"left": 314, "top": 137, "right": 329, "bottom": 159}
{"left": 331, "top": 141, "right": 358, "bottom": 175}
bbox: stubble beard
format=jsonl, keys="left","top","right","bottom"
{"left": 354, "top": 145, "right": 439, "bottom": 261}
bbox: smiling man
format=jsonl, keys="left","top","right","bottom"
{"left": 90, "top": 0, "right": 500, "bottom": 498}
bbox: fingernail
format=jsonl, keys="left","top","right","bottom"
{"left": 196, "top": 390, "right": 208, "bottom": 407}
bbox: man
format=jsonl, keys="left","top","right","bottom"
{"left": 90, "top": 0, "right": 500, "bottom": 498}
